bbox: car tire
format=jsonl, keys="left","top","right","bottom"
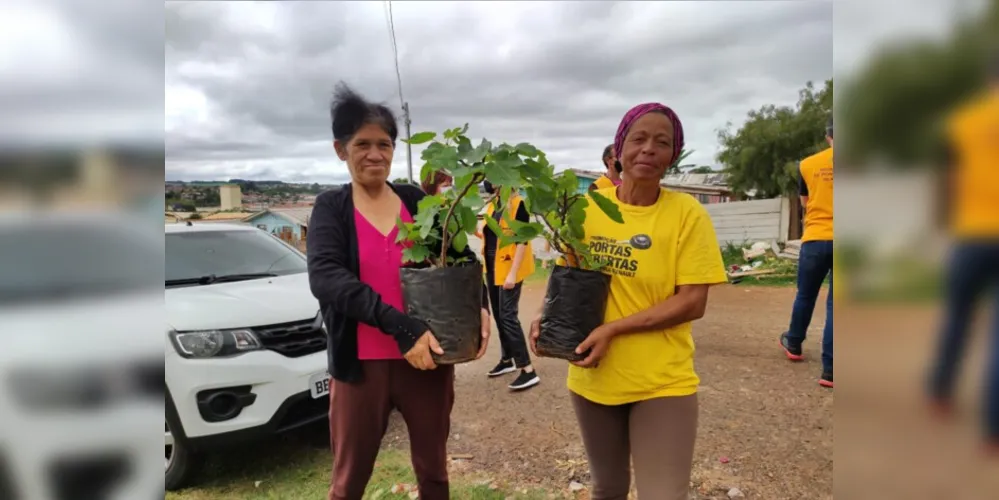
{"left": 166, "top": 420, "right": 202, "bottom": 491}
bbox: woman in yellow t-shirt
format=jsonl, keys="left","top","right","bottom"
{"left": 530, "top": 103, "right": 727, "bottom": 499}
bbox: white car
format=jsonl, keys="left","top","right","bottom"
{"left": 0, "top": 212, "right": 164, "bottom": 500}
{"left": 165, "top": 223, "right": 329, "bottom": 491}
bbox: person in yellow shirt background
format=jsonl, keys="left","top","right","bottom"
{"left": 779, "top": 116, "right": 835, "bottom": 389}
{"left": 589, "top": 144, "right": 622, "bottom": 191}
{"left": 926, "top": 55, "right": 999, "bottom": 455}
{"left": 530, "top": 103, "right": 727, "bottom": 499}
{"left": 479, "top": 180, "right": 540, "bottom": 391}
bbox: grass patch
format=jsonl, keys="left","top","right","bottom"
{"left": 166, "top": 439, "right": 559, "bottom": 500}
{"left": 526, "top": 257, "right": 553, "bottom": 283}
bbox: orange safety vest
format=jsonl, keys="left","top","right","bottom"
{"left": 479, "top": 195, "right": 536, "bottom": 285}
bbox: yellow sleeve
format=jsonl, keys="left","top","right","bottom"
{"left": 676, "top": 201, "right": 728, "bottom": 286}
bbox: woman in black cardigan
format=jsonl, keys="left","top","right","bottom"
{"left": 307, "top": 83, "right": 490, "bottom": 500}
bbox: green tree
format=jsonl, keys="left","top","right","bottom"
{"left": 716, "top": 79, "right": 833, "bottom": 198}
{"left": 837, "top": 3, "right": 998, "bottom": 167}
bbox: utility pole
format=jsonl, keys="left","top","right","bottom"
{"left": 402, "top": 102, "right": 413, "bottom": 183}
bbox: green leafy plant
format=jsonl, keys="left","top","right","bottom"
{"left": 517, "top": 167, "right": 625, "bottom": 271}
{"left": 395, "top": 125, "right": 546, "bottom": 267}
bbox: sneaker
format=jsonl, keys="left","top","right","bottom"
{"left": 508, "top": 370, "right": 540, "bottom": 391}
{"left": 819, "top": 371, "right": 834, "bottom": 388}
{"left": 780, "top": 332, "right": 804, "bottom": 361}
{"left": 487, "top": 359, "right": 516, "bottom": 377}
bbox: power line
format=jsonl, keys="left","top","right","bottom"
{"left": 384, "top": 0, "right": 413, "bottom": 182}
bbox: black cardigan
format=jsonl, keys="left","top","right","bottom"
{"left": 307, "top": 182, "right": 489, "bottom": 383}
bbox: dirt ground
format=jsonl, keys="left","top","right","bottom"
{"left": 377, "top": 283, "right": 834, "bottom": 499}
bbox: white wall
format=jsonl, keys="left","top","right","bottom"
{"left": 704, "top": 197, "right": 789, "bottom": 245}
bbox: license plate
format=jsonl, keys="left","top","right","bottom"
{"left": 308, "top": 372, "right": 330, "bottom": 399}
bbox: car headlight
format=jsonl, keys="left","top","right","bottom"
{"left": 169, "top": 329, "right": 262, "bottom": 359}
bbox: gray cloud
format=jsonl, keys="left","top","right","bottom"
{"left": 165, "top": 0, "right": 833, "bottom": 183}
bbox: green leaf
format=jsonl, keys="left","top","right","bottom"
{"left": 523, "top": 186, "right": 556, "bottom": 214}
{"left": 402, "top": 244, "right": 432, "bottom": 264}
{"left": 588, "top": 190, "right": 624, "bottom": 224}
{"left": 456, "top": 136, "right": 473, "bottom": 158}
{"left": 405, "top": 131, "right": 437, "bottom": 145}
{"left": 460, "top": 194, "right": 485, "bottom": 212}
{"left": 452, "top": 231, "right": 468, "bottom": 253}
{"left": 420, "top": 142, "right": 445, "bottom": 160}
{"left": 484, "top": 215, "right": 504, "bottom": 241}
{"left": 558, "top": 170, "right": 579, "bottom": 192}
{"left": 395, "top": 216, "right": 410, "bottom": 243}
{"left": 458, "top": 205, "right": 478, "bottom": 234}
{"left": 515, "top": 143, "right": 540, "bottom": 158}
{"left": 463, "top": 139, "right": 491, "bottom": 164}
{"left": 486, "top": 163, "right": 520, "bottom": 188}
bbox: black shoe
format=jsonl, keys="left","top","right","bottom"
{"left": 487, "top": 359, "right": 516, "bottom": 377}
{"left": 508, "top": 370, "right": 540, "bottom": 391}
{"left": 780, "top": 332, "right": 804, "bottom": 361}
{"left": 819, "top": 371, "right": 833, "bottom": 388}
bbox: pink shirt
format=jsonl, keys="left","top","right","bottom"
{"left": 354, "top": 204, "right": 413, "bottom": 360}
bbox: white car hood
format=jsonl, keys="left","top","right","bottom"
{"left": 165, "top": 272, "right": 320, "bottom": 331}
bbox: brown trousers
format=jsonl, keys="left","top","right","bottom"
{"left": 328, "top": 360, "right": 454, "bottom": 500}
{"left": 571, "top": 392, "right": 699, "bottom": 500}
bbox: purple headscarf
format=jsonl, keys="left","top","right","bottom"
{"left": 613, "top": 103, "right": 685, "bottom": 167}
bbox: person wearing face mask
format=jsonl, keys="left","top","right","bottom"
{"left": 589, "top": 144, "right": 622, "bottom": 191}
{"left": 421, "top": 171, "right": 453, "bottom": 195}
{"left": 478, "top": 179, "right": 540, "bottom": 391}
{"left": 529, "top": 103, "right": 727, "bottom": 499}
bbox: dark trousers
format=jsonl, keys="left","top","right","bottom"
{"left": 328, "top": 360, "right": 454, "bottom": 500}
{"left": 572, "top": 393, "right": 698, "bottom": 500}
{"left": 486, "top": 277, "right": 531, "bottom": 368}
{"left": 786, "top": 240, "right": 834, "bottom": 373}
{"left": 927, "top": 241, "right": 999, "bottom": 441}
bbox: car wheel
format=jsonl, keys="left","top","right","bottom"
{"left": 165, "top": 420, "right": 201, "bottom": 491}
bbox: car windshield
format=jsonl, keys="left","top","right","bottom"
{"left": 166, "top": 229, "right": 306, "bottom": 287}
{"left": 0, "top": 219, "right": 161, "bottom": 303}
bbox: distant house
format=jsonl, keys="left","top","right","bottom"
{"left": 195, "top": 211, "right": 256, "bottom": 223}
{"left": 660, "top": 173, "right": 735, "bottom": 204}
{"left": 566, "top": 169, "right": 603, "bottom": 193}
{"left": 241, "top": 207, "right": 312, "bottom": 242}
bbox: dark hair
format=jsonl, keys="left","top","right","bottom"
{"left": 330, "top": 82, "right": 399, "bottom": 143}
{"left": 421, "top": 171, "right": 452, "bottom": 194}
{"left": 602, "top": 144, "right": 614, "bottom": 162}
{"left": 482, "top": 180, "right": 496, "bottom": 194}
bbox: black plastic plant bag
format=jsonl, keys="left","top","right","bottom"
{"left": 400, "top": 262, "right": 483, "bottom": 365}
{"left": 537, "top": 265, "right": 611, "bottom": 362}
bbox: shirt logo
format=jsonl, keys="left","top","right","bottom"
{"left": 629, "top": 234, "right": 652, "bottom": 250}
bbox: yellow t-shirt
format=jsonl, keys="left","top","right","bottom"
{"left": 592, "top": 175, "right": 616, "bottom": 190}
{"left": 946, "top": 90, "right": 999, "bottom": 238}
{"left": 799, "top": 147, "right": 834, "bottom": 242}
{"left": 566, "top": 187, "right": 728, "bottom": 405}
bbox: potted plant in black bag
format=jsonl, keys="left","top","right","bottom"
{"left": 395, "top": 124, "right": 545, "bottom": 364}
{"left": 511, "top": 167, "right": 625, "bottom": 361}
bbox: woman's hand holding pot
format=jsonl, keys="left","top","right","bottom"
{"left": 528, "top": 313, "right": 541, "bottom": 357}
{"left": 475, "top": 308, "right": 491, "bottom": 360}
{"left": 405, "top": 331, "right": 444, "bottom": 370}
{"left": 571, "top": 324, "right": 616, "bottom": 369}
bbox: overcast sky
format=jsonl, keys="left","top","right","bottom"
{"left": 165, "top": 0, "right": 836, "bottom": 184}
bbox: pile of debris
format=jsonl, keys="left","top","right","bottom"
{"left": 727, "top": 240, "right": 801, "bottom": 282}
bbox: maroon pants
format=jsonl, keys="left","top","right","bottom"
{"left": 328, "top": 360, "right": 454, "bottom": 500}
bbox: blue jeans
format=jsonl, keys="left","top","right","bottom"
{"left": 927, "top": 241, "right": 999, "bottom": 440}
{"left": 786, "top": 240, "right": 834, "bottom": 373}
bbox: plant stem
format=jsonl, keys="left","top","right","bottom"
{"left": 439, "top": 172, "right": 484, "bottom": 266}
